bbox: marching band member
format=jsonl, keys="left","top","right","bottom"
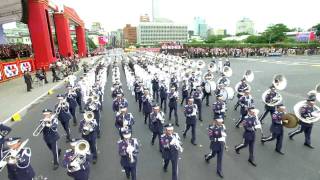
{"left": 142, "top": 89, "right": 153, "bottom": 124}
{"left": 115, "top": 106, "right": 135, "bottom": 139}
{"left": 1, "top": 137, "right": 35, "bottom": 180}
{"left": 192, "top": 85, "right": 204, "bottom": 121}
{"left": 85, "top": 97, "right": 102, "bottom": 139}
{"left": 79, "top": 112, "right": 98, "bottom": 164}
{"left": 66, "top": 85, "right": 78, "bottom": 126}
{"left": 151, "top": 74, "right": 160, "bottom": 102}
{"left": 112, "top": 93, "right": 129, "bottom": 113}
{"left": 112, "top": 83, "right": 124, "bottom": 99}
{"left": 261, "top": 104, "right": 286, "bottom": 155}
{"left": 201, "top": 74, "right": 213, "bottom": 106}
{"left": 133, "top": 79, "right": 142, "bottom": 103}
{"left": 150, "top": 104, "right": 165, "bottom": 151}
{"left": 259, "top": 85, "right": 278, "bottom": 123}
{"left": 204, "top": 117, "right": 226, "bottom": 178}
{"left": 212, "top": 94, "right": 226, "bottom": 119}
{"left": 0, "top": 123, "right": 11, "bottom": 159}
{"left": 63, "top": 139, "right": 92, "bottom": 180}
{"left": 217, "top": 74, "right": 230, "bottom": 87}
{"left": 170, "top": 74, "right": 178, "bottom": 90}
{"left": 180, "top": 80, "right": 189, "bottom": 106}
{"left": 159, "top": 80, "right": 168, "bottom": 113}
{"left": 137, "top": 82, "right": 144, "bottom": 112}
{"left": 160, "top": 124, "right": 183, "bottom": 180}
{"left": 235, "top": 107, "right": 261, "bottom": 167}
{"left": 189, "top": 72, "right": 196, "bottom": 95}
{"left": 40, "top": 109, "right": 61, "bottom": 170}
{"left": 234, "top": 78, "right": 249, "bottom": 111}
{"left": 168, "top": 87, "right": 179, "bottom": 127}
{"left": 224, "top": 59, "right": 230, "bottom": 67}
{"left": 235, "top": 90, "right": 255, "bottom": 128}
{"left": 288, "top": 94, "right": 318, "bottom": 149}
{"left": 118, "top": 130, "right": 140, "bottom": 180}
{"left": 55, "top": 94, "right": 72, "bottom": 142}
{"left": 183, "top": 97, "right": 198, "bottom": 145}
{"left": 74, "top": 85, "right": 84, "bottom": 113}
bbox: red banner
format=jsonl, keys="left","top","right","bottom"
{"left": 98, "top": 36, "right": 108, "bottom": 45}
{"left": 0, "top": 58, "right": 35, "bottom": 83}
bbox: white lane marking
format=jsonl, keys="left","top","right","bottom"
{"left": 2, "top": 80, "right": 66, "bottom": 124}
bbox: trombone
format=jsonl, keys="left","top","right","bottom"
{"left": 33, "top": 115, "right": 55, "bottom": 136}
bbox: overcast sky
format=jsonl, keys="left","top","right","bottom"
{"left": 4, "top": 0, "right": 320, "bottom": 34}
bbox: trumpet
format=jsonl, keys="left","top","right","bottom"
{"left": 55, "top": 99, "right": 69, "bottom": 114}
{"left": 170, "top": 135, "right": 183, "bottom": 152}
{"left": 0, "top": 139, "right": 29, "bottom": 172}
{"left": 126, "top": 143, "right": 135, "bottom": 163}
{"left": 33, "top": 115, "right": 55, "bottom": 136}
{"left": 82, "top": 112, "right": 96, "bottom": 135}
{"left": 68, "top": 140, "right": 90, "bottom": 172}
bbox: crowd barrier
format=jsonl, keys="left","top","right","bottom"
{"left": 0, "top": 58, "right": 35, "bottom": 83}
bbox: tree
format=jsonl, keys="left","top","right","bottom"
{"left": 205, "top": 35, "right": 225, "bottom": 43}
{"left": 262, "top": 24, "right": 290, "bottom": 43}
{"left": 86, "top": 37, "right": 97, "bottom": 52}
{"left": 245, "top": 35, "right": 268, "bottom": 44}
{"left": 236, "top": 32, "right": 250, "bottom": 36}
{"left": 312, "top": 23, "right": 320, "bottom": 36}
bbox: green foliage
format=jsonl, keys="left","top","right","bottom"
{"left": 236, "top": 32, "right": 250, "bottom": 36}
{"left": 205, "top": 35, "right": 225, "bottom": 43}
{"left": 262, "top": 24, "right": 291, "bottom": 43}
{"left": 86, "top": 37, "right": 97, "bottom": 52}
{"left": 185, "top": 42, "right": 320, "bottom": 49}
{"left": 312, "top": 23, "right": 320, "bottom": 36}
{"left": 245, "top": 35, "right": 268, "bottom": 43}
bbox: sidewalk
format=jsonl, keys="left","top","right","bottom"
{"left": 0, "top": 56, "right": 102, "bottom": 123}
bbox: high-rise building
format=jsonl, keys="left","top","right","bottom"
{"left": 152, "top": 0, "right": 160, "bottom": 22}
{"left": 193, "top": 17, "right": 208, "bottom": 39}
{"left": 123, "top": 24, "right": 137, "bottom": 45}
{"left": 91, "top": 22, "right": 102, "bottom": 32}
{"left": 137, "top": 22, "right": 188, "bottom": 45}
{"left": 140, "top": 14, "right": 150, "bottom": 22}
{"left": 207, "top": 28, "right": 215, "bottom": 36}
{"left": 236, "top": 18, "right": 254, "bottom": 35}
{"left": 215, "top": 29, "right": 227, "bottom": 36}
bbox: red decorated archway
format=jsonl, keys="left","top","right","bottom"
{"left": 27, "top": 0, "right": 87, "bottom": 70}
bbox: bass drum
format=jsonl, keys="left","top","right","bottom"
{"left": 225, "top": 87, "right": 235, "bottom": 100}
{"left": 220, "top": 89, "right": 228, "bottom": 101}
{"left": 204, "top": 81, "right": 217, "bottom": 93}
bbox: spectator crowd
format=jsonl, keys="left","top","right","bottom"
{"left": 0, "top": 44, "right": 32, "bottom": 60}
{"left": 172, "top": 47, "right": 320, "bottom": 58}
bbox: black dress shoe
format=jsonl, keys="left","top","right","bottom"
{"left": 217, "top": 171, "right": 224, "bottom": 178}
{"left": 288, "top": 135, "right": 294, "bottom": 140}
{"left": 204, "top": 155, "right": 210, "bottom": 164}
{"left": 275, "top": 150, "right": 285, "bottom": 155}
{"left": 93, "top": 158, "right": 97, "bottom": 164}
{"left": 260, "top": 139, "right": 265, "bottom": 145}
{"left": 234, "top": 146, "right": 240, "bottom": 154}
{"left": 163, "top": 167, "right": 168, "bottom": 172}
{"left": 53, "top": 164, "right": 59, "bottom": 170}
{"left": 175, "top": 123, "right": 179, "bottom": 127}
{"left": 304, "top": 143, "right": 315, "bottom": 149}
{"left": 183, "top": 133, "right": 186, "bottom": 139}
{"left": 151, "top": 141, "right": 154, "bottom": 145}
{"left": 199, "top": 119, "right": 203, "bottom": 122}
{"left": 126, "top": 173, "right": 130, "bottom": 179}
{"left": 191, "top": 141, "right": 197, "bottom": 146}
{"left": 248, "top": 160, "right": 257, "bottom": 167}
